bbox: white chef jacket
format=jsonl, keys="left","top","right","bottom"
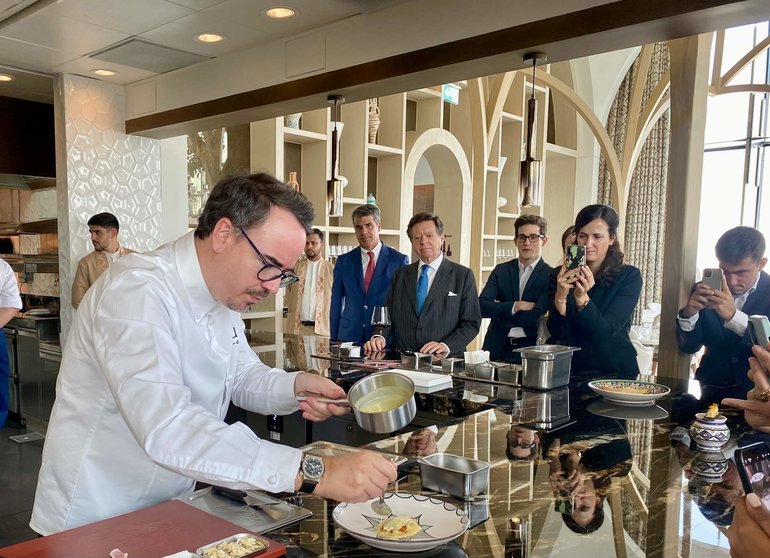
{"left": 0, "top": 258, "right": 22, "bottom": 311}
{"left": 31, "top": 232, "right": 302, "bottom": 535}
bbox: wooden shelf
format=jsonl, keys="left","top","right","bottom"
{"left": 367, "top": 143, "right": 403, "bottom": 158}
{"left": 545, "top": 142, "right": 578, "bottom": 158}
{"left": 406, "top": 88, "right": 442, "bottom": 101}
{"left": 241, "top": 311, "right": 278, "bottom": 319}
{"left": 501, "top": 111, "right": 523, "bottom": 123}
{"left": 283, "top": 128, "right": 326, "bottom": 144}
{"left": 498, "top": 212, "right": 519, "bottom": 219}
{"left": 343, "top": 197, "right": 366, "bottom": 204}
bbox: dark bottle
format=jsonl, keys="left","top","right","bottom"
{"left": 505, "top": 516, "right": 528, "bottom": 558}
{"left": 267, "top": 414, "right": 283, "bottom": 441}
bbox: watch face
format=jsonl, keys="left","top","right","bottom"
{"left": 303, "top": 456, "right": 324, "bottom": 480}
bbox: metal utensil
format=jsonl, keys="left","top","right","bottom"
{"left": 371, "top": 494, "right": 391, "bottom": 516}
{"left": 212, "top": 486, "right": 285, "bottom": 521}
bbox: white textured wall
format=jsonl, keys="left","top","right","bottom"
{"left": 55, "top": 74, "right": 161, "bottom": 341}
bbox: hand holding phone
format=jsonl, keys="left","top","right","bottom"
{"left": 566, "top": 245, "right": 586, "bottom": 271}
{"left": 749, "top": 315, "right": 770, "bottom": 348}
{"left": 701, "top": 268, "right": 724, "bottom": 291}
{"left": 736, "top": 442, "right": 770, "bottom": 503}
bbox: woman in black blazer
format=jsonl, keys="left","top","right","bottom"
{"left": 547, "top": 204, "right": 642, "bottom": 379}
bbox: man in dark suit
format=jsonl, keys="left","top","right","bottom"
{"left": 480, "top": 215, "right": 553, "bottom": 362}
{"left": 364, "top": 213, "right": 481, "bottom": 358}
{"left": 330, "top": 204, "right": 408, "bottom": 343}
{"left": 677, "top": 226, "right": 770, "bottom": 397}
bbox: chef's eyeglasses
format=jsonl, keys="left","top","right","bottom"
{"left": 238, "top": 227, "right": 299, "bottom": 288}
{"left": 515, "top": 234, "right": 544, "bottom": 244}
{"left": 510, "top": 440, "right": 537, "bottom": 449}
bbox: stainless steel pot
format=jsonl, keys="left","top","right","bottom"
{"left": 297, "top": 372, "right": 416, "bottom": 434}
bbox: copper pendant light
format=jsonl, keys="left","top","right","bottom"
{"left": 520, "top": 52, "right": 547, "bottom": 208}
{"left": 328, "top": 94, "right": 345, "bottom": 217}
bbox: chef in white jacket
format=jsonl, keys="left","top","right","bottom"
{"left": 31, "top": 173, "right": 396, "bottom": 535}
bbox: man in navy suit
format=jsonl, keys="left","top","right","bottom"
{"left": 330, "top": 204, "right": 408, "bottom": 343}
{"left": 480, "top": 215, "right": 553, "bottom": 362}
{"left": 677, "top": 226, "right": 770, "bottom": 397}
{"left": 364, "top": 213, "right": 481, "bottom": 358}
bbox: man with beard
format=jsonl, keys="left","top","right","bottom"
{"left": 71, "top": 212, "right": 135, "bottom": 308}
{"left": 31, "top": 174, "right": 396, "bottom": 535}
{"left": 285, "top": 228, "right": 334, "bottom": 336}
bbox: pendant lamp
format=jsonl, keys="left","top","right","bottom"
{"left": 327, "top": 94, "right": 345, "bottom": 217}
{"left": 520, "top": 52, "right": 547, "bottom": 208}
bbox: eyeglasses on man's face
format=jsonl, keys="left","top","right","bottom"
{"left": 238, "top": 227, "right": 299, "bottom": 288}
{"left": 515, "top": 233, "right": 544, "bottom": 244}
{"left": 509, "top": 440, "right": 537, "bottom": 449}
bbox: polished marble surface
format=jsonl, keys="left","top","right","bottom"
{"left": 248, "top": 333, "right": 758, "bottom": 557}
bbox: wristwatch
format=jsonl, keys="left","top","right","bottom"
{"left": 298, "top": 453, "right": 324, "bottom": 493}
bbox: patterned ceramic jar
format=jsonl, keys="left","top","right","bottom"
{"left": 691, "top": 450, "right": 729, "bottom": 483}
{"left": 690, "top": 413, "right": 730, "bottom": 451}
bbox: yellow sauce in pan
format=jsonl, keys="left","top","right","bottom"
{"left": 355, "top": 387, "right": 412, "bottom": 413}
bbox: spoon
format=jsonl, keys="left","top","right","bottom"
{"left": 371, "top": 494, "right": 392, "bottom": 516}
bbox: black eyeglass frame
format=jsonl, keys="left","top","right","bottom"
{"left": 510, "top": 440, "right": 538, "bottom": 449}
{"left": 515, "top": 233, "right": 545, "bottom": 244}
{"left": 238, "top": 227, "right": 299, "bottom": 288}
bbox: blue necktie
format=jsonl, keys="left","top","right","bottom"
{"left": 417, "top": 265, "right": 430, "bottom": 315}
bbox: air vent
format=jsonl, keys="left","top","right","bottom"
{"left": 88, "top": 38, "right": 210, "bottom": 74}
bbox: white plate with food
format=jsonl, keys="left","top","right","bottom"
{"left": 588, "top": 379, "right": 671, "bottom": 406}
{"left": 332, "top": 493, "right": 468, "bottom": 552}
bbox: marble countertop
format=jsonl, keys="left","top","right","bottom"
{"left": 245, "top": 333, "right": 755, "bottom": 556}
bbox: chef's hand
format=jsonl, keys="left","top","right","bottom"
{"left": 728, "top": 494, "right": 770, "bottom": 558}
{"left": 420, "top": 341, "right": 449, "bottom": 358}
{"left": 364, "top": 335, "right": 386, "bottom": 352}
{"left": 722, "top": 344, "right": 770, "bottom": 433}
{"left": 294, "top": 372, "right": 349, "bottom": 421}
{"left": 309, "top": 452, "right": 397, "bottom": 502}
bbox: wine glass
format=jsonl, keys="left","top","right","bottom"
{"left": 371, "top": 306, "right": 391, "bottom": 328}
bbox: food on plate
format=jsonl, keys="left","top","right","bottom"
{"left": 375, "top": 515, "right": 422, "bottom": 539}
{"left": 603, "top": 384, "right": 654, "bottom": 394}
{"left": 705, "top": 403, "right": 720, "bottom": 419}
{"left": 201, "top": 535, "right": 267, "bottom": 558}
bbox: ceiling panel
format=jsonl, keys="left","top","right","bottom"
{"left": 166, "top": 0, "right": 228, "bottom": 9}
{"left": 41, "top": 0, "right": 194, "bottom": 35}
{"left": 56, "top": 57, "right": 158, "bottom": 86}
{"left": 0, "top": 67, "right": 53, "bottom": 102}
{"left": 0, "top": 36, "right": 75, "bottom": 72}
{"left": 0, "top": 11, "right": 129, "bottom": 56}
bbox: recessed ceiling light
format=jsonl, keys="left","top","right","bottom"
{"left": 0, "top": 73, "right": 14, "bottom": 82}
{"left": 92, "top": 69, "right": 117, "bottom": 76}
{"left": 195, "top": 32, "right": 225, "bottom": 43}
{"left": 265, "top": 6, "right": 296, "bottom": 19}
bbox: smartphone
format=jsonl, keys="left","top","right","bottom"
{"left": 566, "top": 244, "right": 586, "bottom": 270}
{"left": 735, "top": 441, "right": 770, "bottom": 497}
{"left": 748, "top": 315, "right": 770, "bottom": 347}
{"left": 701, "top": 268, "right": 724, "bottom": 291}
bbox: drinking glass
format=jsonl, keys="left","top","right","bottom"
{"left": 371, "top": 306, "right": 391, "bottom": 328}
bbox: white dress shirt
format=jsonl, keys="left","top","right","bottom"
{"left": 509, "top": 257, "right": 540, "bottom": 339}
{"left": 31, "top": 232, "right": 301, "bottom": 535}
{"left": 300, "top": 259, "right": 320, "bottom": 321}
{"left": 360, "top": 241, "right": 383, "bottom": 273}
{"left": 0, "top": 258, "right": 22, "bottom": 311}
{"left": 677, "top": 272, "right": 761, "bottom": 336}
{"left": 417, "top": 253, "right": 443, "bottom": 292}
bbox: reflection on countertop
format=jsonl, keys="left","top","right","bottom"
{"left": 241, "top": 332, "right": 754, "bottom": 557}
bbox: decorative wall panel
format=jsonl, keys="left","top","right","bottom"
{"left": 56, "top": 74, "right": 161, "bottom": 339}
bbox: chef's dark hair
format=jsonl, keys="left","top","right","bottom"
{"left": 195, "top": 173, "right": 314, "bottom": 239}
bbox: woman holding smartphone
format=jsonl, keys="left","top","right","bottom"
{"left": 547, "top": 204, "right": 642, "bottom": 378}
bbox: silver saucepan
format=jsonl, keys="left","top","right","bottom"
{"left": 297, "top": 372, "right": 416, "bottom": 433}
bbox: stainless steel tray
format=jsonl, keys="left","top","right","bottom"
{"left": 179, "top": 487, "right": 311, "bottom": 534}
{"left": 300, "top": 440, "right": 408, "bottom": 467}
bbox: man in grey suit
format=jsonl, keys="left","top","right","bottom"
{"left": 364, "top": 213, "right": 481, "bottom": 358}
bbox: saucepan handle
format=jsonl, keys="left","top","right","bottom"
{"left": 296, "top": 392, "right": 351, "bottom": 406}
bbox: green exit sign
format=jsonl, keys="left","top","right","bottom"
{"left": 442, "top": 83, "right": 460, "bottom": 105}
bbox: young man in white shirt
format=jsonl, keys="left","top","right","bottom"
{"left": 285, "top": 228, "right": 334, "bottom": 337}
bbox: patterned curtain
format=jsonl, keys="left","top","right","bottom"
{"left": 599, "top": 43, "right": 671, "bottom": 324}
